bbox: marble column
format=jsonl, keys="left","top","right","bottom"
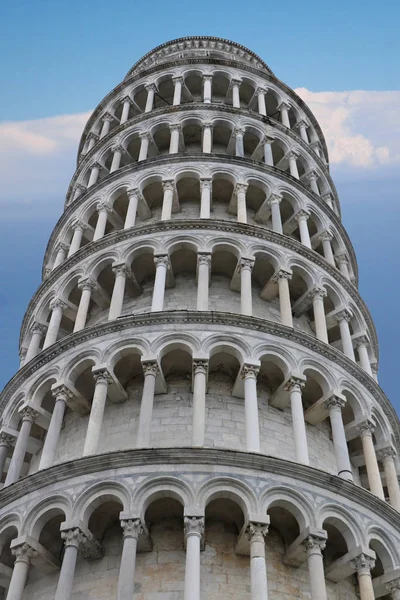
{"left": 231, "top": 78, "right": 241, "bottom": 108}
{"left": 100, "top": 114, "right": 113, "bottom": 138}
{"left": 203, "top": 74, "right": 213, "bottom": 103}
{"left": 0, "top": 433, "right": 14, "bottom": 480}
{"left": 240, "top": 258, "right": 254, "bottom": 316}
{"left": 235, "top": 182, "right": 248, "bottom": 223}
{"left": 120, "top": 96, "right": 132, "bottom": 124}
{"left": 39, "top": 384, "right": 71, "bottom": 470}
{"left": 351, "top": 554, "right": 376, "bottom": 600}
{"left": 53, "top": 242, "right": 69, "bottom": 269}
{"left": 25, "top": 322, "right": 47, "bottom": 362}
{"left": 272, "top": 269, "right": 293, "bottom": 327}
{"left": 145, "top": 83, "right": 157, "bottom": 112}
{"left": 88, "top": 162, "right": 101, "bottom": 187}
{"left": 5, "top": 407, "right": 39, "bottom": 486}
{"left": 83, "top": 368, "right": 111, "bottom": 456}
{"left": 7, "top": 543, "right": 37, "bottom": 600}
{"left": 295, "top": 210, "right": 312, "bottom": 248}
{"left": 161, "top": 180, "right": 175, "bottom": 221}
{"left": 296, "top": 119, "right": 309, "bottom": 143}
{"left": 324, "top": 396, "right": 353, "bottom": 480}
{"left": 336, "top": 310, "right": 355, "bottom": 361}
{"left": 285, "top": 376, "right": 309, "bottom": 465}
{"left": 74, "top": 278, "right": 95, "bottom": 333}
{"left": 335, "top": 253, "right": 350, "bottom": 279}
{"left": 242, "top": 364, "right": 261, "bottom": 453}
{"left": 256, "top": 88, "right": 267, "bottom": 116}
{"left": 138, "top": 132, "right": 150, "bottom": 160}
{"left": 356, "top": 336, "right": 373, "bottom": 376}
{"left": 93, "top": 201, "right": 111, "bottom": 240}
{"left": 192, "top": 360, "right": 208, "bottom": 446}
{"left": 197, "top": 253, "right": 211, "bottom": 311}
{"left": 235, "top": 128, "right": 245, "bottom": 157}
{"left": 308, "top": 171, "right": 320, "bottom": 195}
{"left": 319, "top": 231, "right": 335, "bottom": 265}
{"left": 43, "top": 298, "right": 67, "bottom": 349}
{"left": 116, "top": 519, "right": 143, "bottom": 600}
{"left": 54, "top": 529, "right": 85, "bottom": 600}
{"left": 268, "top": 194, "right": 283, "bottom": 233}
{"left": 379, "top": 448, "right": 400, "bottom": 511}
{"left": 124, "top": 188, "right": 140, "bottom": 229}
{"left": 247, "top": 522, "right": 269, "bottom": 600}
{"left": 359, "top": 422, "right": 385, "bottom": 499}
{"left": 151, "top": 255, "right": 169, "bottom": 312}
{"left": 172, "top": 75, "right": 184, "bottom": 105}
{"left": 136, "top": 361, "right": 158, "bottom": 447}
{"left": 72, "top": 183, "right": 86, "bottom": 201}
{"left": 309, "top": 287, "right": 328, "bottom": 343}
{"left": 263, "top": 136, "right": 274, "bottom": 166}
{"left": 86, "top": 133, "right": 98, "bottom": 152}
{"left": 169, "top": 124, "right": 181, "bottom": 154}
{"left": 305, "top": 535, "right": 328, "bottom": 600}
{"left": 68, "top": 220, "right": 86, "bottom": 256}
{"left": 278, "top": 102, "right": 291, "bottom": 128}
{"left": 108, "top": 264, "right": 129, "bottom": 320}
{"left": 322, "top": 193, "right": 334, "bottom": 210}
{"left": 287, "top": 151, "right": 299, "bottom": 178}
{"left": 202, "top": 122, "right": 213, "bottom": 153}
{"left": 183, "top": 517, "right": 204, "bottom": 600}
{"left": 200, "top": 178, "right": 212, "bottom": 218}
{"left": 387, "top": 578, "right": 400, "bottom": 600}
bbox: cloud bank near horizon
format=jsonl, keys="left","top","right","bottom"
{"left": 0, "top": 89, "right": 399, "bottom": 219}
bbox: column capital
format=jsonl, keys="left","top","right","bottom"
{"left": 193, "top": 359, "right": 208, "bottom": 376}
{"left": 278, "top": 101, "right": 291, "bottom": 111}
{"left": 335, "top": 308, "right": 353, "bottom": 323}
{"left": 267, "top": 193, "right": 282, "bottom": 206}
{"left": 111, "top": 143, "right": 124, "bottom": 154}
{"left": 239, "top": 257, "right": 255, "bottom": 273}
{"left": 127, "top": 187, "right": 141, "bottom": 199}
{"left": 202, "top": 74, "right": 213, "bottom": 82}
{"left": 30, "top": 321, "right": 47, "bottom": 335}
{"left": 101, "top": 112, "right": 114, "bottom": 122}
{"left": 145, "top": 82, "right": 157, "bottom": 92}
{"left": 358, "top": 420, "right": 375, "bottom": 437}
{"left": 386, "top": 578, "right": 400, "bottom": 597}
{"left": 0, "top": 432, "right": 15, "bottom": 448}
{"left": 335, "top": 251, "right": 349, "bottom": 266}
{"left": 71, "top": 218, "right": 87, "bottom": 232}
{"left": 49, "top": 297, "right": 68, "bottom": 312}
{"left": 121, "top": 95, "right": 134, "bottom": 105}
{"left": 246, "top": 521, "right": 269, "bottom": 542}
{"left": 142, "top": 360, "right": 159, "bottom": 377}
{"left": 200, "top": 177, "right": 212, "bottom": 191}
{"left": 162, "top": 179, "right": 175, "bottom": 192}
{"left": 55, "top": 241, "right": 69, "bottom": 254}
{"left": 235, "top": 182, "right": 248, "bottom": 194}
{"left": 172, "top": 75, "right": 184, "bottom": 84}
{"left": 230, "top": 77, "right": 242, "bottom": 86}
{"left": 256, "top": 86, "right": 268, "bottom": 96}
{"left": 355, "top": 334, "right": 370, "bottom": 348}
{"left": 154, "top": 254, "right": 170, "bottom": 269}
{"left": 96, "top": 200, "right": 112, "bottom": 213}
{"left": 351, "top": 553, "right": 375, "bottom": 575}
{"left": 262, "top": 135, "right": 274, "bottom": 145}
{"left": 295, "top": 209, "right": 310, "bottom": 221}
{"left": 377, "top": 446, "right": 397, "bottom": 461}
{"left": 139, "top": 131, "right": 151, "bottom": 141}
{"left": 202, "top": 121, "right": 213, "bottom": 130}
{"left": 51, "top": 383, "right": 74, "bottom": 404}
{"left": 304, "top": 534, "right": 326, "bottom": 554}
{"left": 121, "top": 518, "right": 143, "bottom": 540}
{"left": 197, "top": 253, "right": 212, "bottom": 268}
{"left": 306, "top": 169, "right": 318, "bottom": 182}
{"left": 184, "top": 516, "right": 204, "bottom": 538}
{"left": 322, "top": 192, "right": 333, "bottom": 204}
{"left": 284, "top": 374, "right": 306, "bottom": 392}
{"left": 92, "top": 366, "right": 113, "bottom": 385}
{"left": 78, "top": 277, "right": 97, "bottom": 292}
{"left": 241, "top": 363, "right": 260, "bottom": 380}
{"left": 87, "top": 132, "right": 99, "bottom": 142}
{"left": 324, "top": 394, "right": 346, "bottom": 411}
{"left": 272, "top": 268, "right": 293, "bottom": 283}
{"left": 169, "top": 123, "right": 182, "bottom": 133}
{"left": 287, "top": 150, "right": 299, "bottom": 161}
{"left": 11, "top": 542, "right": 37, "bottom": 564}
{"left": 112, "top": 262, "right": 130, "bottom": 277}
{"left": 308, "top": 286, "right": 327, "bottom": 300}
{"left": 234, "top": 127, "right": 245, "bottom": 138}
{"left": 61, "top": 527, "right": 86, "bottom": 549}
{"left": 319, "top": 230, "right": 333, "bottom": 243}
{"left": 295, "top": 119, "right": 309, "bottom": 129}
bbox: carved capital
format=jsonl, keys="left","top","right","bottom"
{"left": 61, "top": 528, "right": 85, "bottom": 549}
{"left": 202, "top": 74, "right": 213, "bottom": 82}
{"left": 121, "top": 519, "right": 143, "bottom": 540}
{"left": 246, "top": 522, "right": 269, "bottom": 542}
{"left": 284, "top": 375, "right": 306, "bottom": 393}
{"left": 304, "top": 535, "right": 326, "bottom": 554}
{"left": 145, "top": 83, "right": 157, "bottom": 92}
{"left": 121, "top": 95, "right": 133, "bottom": 105}
{"left": 154, "top": 254, "right": 170, "bottom": 269}
{"left": 278, "top": 101, "right": 291, "bottom": 111}
{"left": 55, "top": 242, "right": 69, "bottom": 254}
{"left": 296, "top": 119, "right": 309, "bottom": 129}
{"left": 234, "top": 127, "right": 245, "bottom": 137}
{"left": 386, "top": 578, "right": 400, "bottom": 597}
{"left": 319, "top": 230, "right": 333, "bottom": 243}
{"left": 324, "top": 395, "right": 346, "bottom": 411}
{"left": 202, "top": 121, "right": 213, "bottom": 130}
{"left": 267, "top": 193, "right": 282, "bottom": 206}
{"left": 139, "top": 131, "right": 151, "bottom": 141}
{"left": 351, "top": 553, "right": 375, "bottom": 575}
{"left": 335, "top": 308, "right": 352, "bottom": 323}
{"left": 287, "top": 150, "right": 299, "bottom": 160}
{"left": 142, "top": 360, "right": 158, "bottom": 377}
{"left": 295, "top": 209, "right": 310, "bottom": 221}
{"left": 239, "top": 257, "right": 255, "bottom": 273}
{"left": 127, "top": 187, "right": 140, "bottom": 199}
{"left": 91, "top": 161, "right": 102, "bottom": 170}
{"left": 19, "top": 406, "right": 40, "bottom": 423}
{"left": 0, "top": 432, "right": 15, "bottom": 448}
{"left": 355, "top": 335, "right": 369, "bottom": 348}
{"left": 30, "top": 322, "right": 47, "bottom": 335}
{"left": 52, "top": 383, "right": 74, "bottom": 404}
{"left": 263, "top": 135, "right": 274, "bottom": 145}
{"left": 193, "top": 360, "right": 208, "bottom": 376}
{"left": 241, "top": 363, "right": 260, "bottom": 380}
{"left": 111, "top": 144, "right": 124, "bottom": 154}
{"left": 197, "top": 253, "right": 211, "bottom": 268}
{"left": 169, "top": 123, "right": 182, "bottom": 133}
{"left": 71, "top": 218, "right": 87, "bottom": 231}
{"left": 235, "top": 182, "right": 248, "bottom": 195}
{"left": 172, "top": 75, "right": 184, "bottom": 84}
{"left": 101, "top": 112, "right": 114, "bottom": 122}
{"left": 200, "top": 178, "right": 212, "bottom": 191}
{"left": 92, "top": 367, "right": 113, "bottom": 386}
{"left": 112, "top": 263, "right": 130, "bottom": 277}
{"left": 308, "top": 287, "right": 326, "bottom": 301}
{"left": 358, "top": 420, "right": 375, "bottom": 437}
{"left": 184, "top": 516, "right": 204, "bottom": 538}
{"left": 96, "top": 200, "right": 112, "bottom": 214}
{"left": 272, "top": 268, "right": 292, "bottom": 283}
{"left": 49, "top": 297, "right": 68, "bottom": 312}
{"left": 12, "top": 543, "right": 37, "bottom": 564}
{"left": 306, "top": 170, "right": 318, "bottom": 182}
{"left": 78, "top": 277, "right": 96, "bottom": 292}
{"left": 162, "top": 179, "right": 175, "bottom": 193}
{"left": 256, "top": 87, "right": 268, "bottom": 96}
{"left": 335, "top": 252, "right": 348, "bottom": 266}
{"left": 377, "top": 446, "right": 396, "bottom": 461}
{"left": 230, "top": 78, "right": 242, "bottom": 87}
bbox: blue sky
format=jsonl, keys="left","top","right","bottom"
{"left": 1, "top": 1, "right": 399, "bottom": 413}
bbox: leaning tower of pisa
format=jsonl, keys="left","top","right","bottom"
{"left": 1, "top": 36, "right": 400, "bottom": 600}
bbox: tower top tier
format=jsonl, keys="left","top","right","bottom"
{"left": 125, "top": 36, "right": 275, "bottom": 79}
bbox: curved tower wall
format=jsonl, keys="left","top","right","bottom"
{"left": 0, "top": 37, "right": 399, "bottom": 600}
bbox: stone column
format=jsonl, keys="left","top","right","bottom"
{"left": 240, "top": 258, "right": 254, "bottom": 316}
{"left": 304, "top": 535, "right": 328, "bottom": 600}
{"left": 235, "top": 128, "right": 245, "bottom": 157}
{"left": 54, "top": 529, "right": 85, "bottom": 600}
{"left": 43, "top": 298, "right": 67, "bottom": 349}
{"left": 108, "top": 264, "right": 129, "bottom": 320}
{"left": 295, "top": 210, "right": 312, "bottom": 248}
{"left": 88, "top": 161, "right": 101, "bottom": 187}
{"left": 161, "top": 180, "right": 175, "bottom": 221}
{"left": 202, "top": 122, "right": 213, "bottom": 153}
{"left": 120, "top": 96, "right": 132, "bottom": 124}
{"left": 192, "top": 360, "right": 208, "bottom": 447}
{"left": 359, "top": 422, "right": 385, "bottom": 499}
{"left": 379, "top": 448, "right": 400, "bottom": 511}
{"left": 172, "top": 75, "right": 184, "bottom": 105}
{"left": 145, "top": 83, "right": 157, "bottom": 112}
{"left": 136, "top": 361, "right": 158, "bottom": 447}
{"left": 256, "top": 88, "right": 267, "bottom": 116}
{"left": 287, "top": 151, "right": 299, "bottom": 178}
{"left": 285, "top": 376, "right": 309, "bottom": 465}
{"left": 183, "top": 517, "right": 204, "bottom": 600}
{"left": 72, "top": 183, "right": 86, "bottom": 201}
{"left": 231, "top": 78, "right": 241, "bottom": 108}
{"left": 93, "top": 201, "right": 111, "bottom": 241}
{"left": 351, "top": 554, "right": 376, "bottom": 600}
{"left": 19, "top": 348, "right": 27, "bottom": 368}
{"left": 151, "top": 255, "right": 169, "bottom": 312}
{"left": 138, "top": 132, "right": 150, "bottom": 160}
{"left": 356, "top": 337, "right": 373, "bottom": 376}
{"left": 7, "top": 543, "right": 37, "bottom": 600}
{"left": 242, "top": 364, "right": 261, "bottom": 453}
{"left": 100, "top": 113, "right": 113, "bottom": 138}
{"left": 197, "top": 253, "right": 211, "bottom": 311}
{"left": 200, "top": 178, "right": 212, "bottom": 218}
{"left": 86, "top": 133, "right": 98, "bottom": 152}
{"left": 335, "top": 253, "right": 350, "bottom": 279}
{"left": 309, "top": 288, "right": 328, "bottom": 343}
{"left": 336, "top": 310, "right": 355, "bottom": 361}
{"left": 235, "top": 182, "right": 248, "bottom": 223}
{"left": 247, "top": 522, "right": 269, "bottom": 599}
{"left": 278, "top": 102, "right": 291, "bottom": 127}
{"left": 110, "top": 144, "right": 123, "bottom": 173}
{"left": 296, "top": 119, "right": 309, "bottom": 143}
{"left": 322, "top": 193, "right": 334, "bottom": 210}
{"left": 387, "top": 578, "right": 400, "bottom": 600}
{"left": 169, "top": 124, "right": 181, "bottom": 154}
{"left": 272, "top": 269, "right": 293, "bottom": 327}
{"left": 25, "top": 322, "right": 47, "bottom": 362}
{"left": 324, "top": 396, "right": 353, "bottom": 480}
{"left": 116, "top": 519, "right": 143, "bottom": 600}
{"left": 5, "top": 407, "right": 39, "bottom": 486}
{"left": 308, "top": 171, "right": 320, "bottom": 195}
{"left": 263, "top": 136, "right": 274, "bottom": 166}
{"left": 74, "top": 278, "right": 95, "bottom": 332}
{"left": 39, "top": 385, "right": 71, "bottom": 470}
{"left": 0, "top": 433, "right": 14, "bottom": 480}
{"left": 53, "top": 242, "right": 69, "bottom": 268}
{"left": 83, "top": 368, "right": 112, "bottom": 456}
{"left": 68, "top": 220, "right": 86, "bottom": 256}
{"left": 268, "top": 193, "right": 283, "bottom": 233}
{"left": 124, "top": 188, "right": 140, "bottom": 229}
{"left": 203, "top": 74, "right": 212, "bottom": 103}
{"left": 319, "top": 231, "right": 335, "bottom": 265}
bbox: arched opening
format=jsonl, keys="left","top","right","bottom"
{"left": 182, "top": 122, "right": 202, "bottom": 154}
{"left": 211, "top": 175, "right": 235, "bottom": 220}
{"left": 167, "top": 246, "right": 197, "bottom": 310}
{"left": 142, "top": 179, "right": 163, "bottom": 222}
{"left": 212, "top": 72, "right": 230, "bottom": 104}
{"left": 0, "top": 525, "right": 19, "bottom": 594}
{"left": 176, "top": 176, "right": 201, "bottom": 219}
{"left": 152, "top": 124, "right": 171, "bottom": 156}
{"left": 130, "top": 249, "right": 156, "bottom": 314}
{"left": 252, "top": 252, "right": 279, "bottom": 321}
{"left": 210, "top": 247, "right": 239, "bottom": 313}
